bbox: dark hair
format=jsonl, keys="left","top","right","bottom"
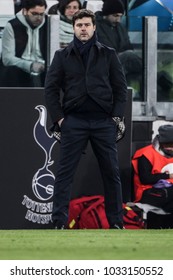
{"left": 102, "top": 0, "right": 124, "bottom": 16}
{"left": 22, "top": 0, "right": 47, "bottom": 10}
{"left": 72, "top": 9, "right": 96, "bottom": 26}
{"left": 58, "top": 0, "right": 82, "bottom": 16}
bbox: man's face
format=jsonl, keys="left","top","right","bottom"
{"left": 106, "top": 13, "right": 123, "bottom": 25}
{"left": 160, "top": 142, "right": 173, "bottom": 157}
{"left": 23, "top": 5, "right": 46, "bottom": 27}
{"left": 162, "top": 143, "right": 173, "bottom": 150}
{"left": 73, "top": 17, "right": 96, "bottom": 42}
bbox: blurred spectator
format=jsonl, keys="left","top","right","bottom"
{"left": 132, "top": 124, "right": 173, "bottom": 213}
{"left": 48, "top": 0, "right": 82, "bottom": 48}
{"left": 0, "top": 0, "right": 48, "bottom": 87}
{"left": 95, "top": 0, "right": 142, "bottom": 99}
{"left": 14, "top": 0, "right": 22, "bottom": 13}
{"left": 96, "top": 0, "right": 133, "bottom": 54}
{"left": 47, "top": 0, "right": 59, "bottom": 14}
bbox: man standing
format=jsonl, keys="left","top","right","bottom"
{"left": 1, "top": 0, "right": 47, "bottom": 87}
{"left": 44, "top": 9, "right": 128, "bottom": 229}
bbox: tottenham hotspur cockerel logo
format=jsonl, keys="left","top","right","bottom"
{"left": 32, "top": 105, "right": 57, "bottom": 201}
{"left": 22, "top": 105, "right": 57, "bottom": 224}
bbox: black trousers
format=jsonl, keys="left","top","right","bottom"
{"left": 141, "top": 187, "right": 173, "bottom": 212}
{"left": 52, "top": 115, "right": 123, "bottom": 227}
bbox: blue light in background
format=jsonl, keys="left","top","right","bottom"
{"left": 128, "top": 0, "right": 173, "bottom": 31}
{"left": 156, "top": 0, "right": 173, "bottom": 13}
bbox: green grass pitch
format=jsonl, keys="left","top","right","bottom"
{"left": 0, "top": 229, "right": 173, "bottom": 260}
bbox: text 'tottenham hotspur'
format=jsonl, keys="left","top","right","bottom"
{"left": 22, "top": 195, "right": 52, "bottom": 224}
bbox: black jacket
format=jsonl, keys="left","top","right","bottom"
{"left": 95, "top": 11, "right": 133, "bottom": 53}
{"left": 44, "top": 40, "right": 127, "bottom": 124}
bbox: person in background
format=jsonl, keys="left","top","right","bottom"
{"left": 132, "top": 124, "right": 173, "bottom": 213}
{"left": 95, "top": 0, "right": 142, "bottom": 99}
{"left": 48, "top": 0, "right": 82, "bottom": 48}
{"left": 95, "top": 0, "right": 132, "bottom": 54}
{"left": 44, "top": 9, "right": 127, "bottom": 229}
{"left": 0, "top": 0, "right": 47, "bottom": 87}
{"left": 13, "top": 0, "right": 22, "bottom": 13}
{"left": 47, "top": 0, "right": 59, "bottom": 14}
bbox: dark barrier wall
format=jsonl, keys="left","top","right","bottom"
{"left": 0, "top": 88, "right": 132, "bottom": 229}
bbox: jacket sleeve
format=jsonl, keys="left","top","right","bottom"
{"left": 138, "top": 155, "right": 169, "bottom": 185}
{"left": 2, "top": 22, "right": 32, "bottom": 73}
{"left": 109, "top": 49, "right": 128, "bottom": 118}
{"left": 44, "top": 50, "right": 65, "bottom": 123}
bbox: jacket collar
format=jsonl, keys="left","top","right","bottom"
{"left": 65, "top": 40, "right": 103, "bottom": 56}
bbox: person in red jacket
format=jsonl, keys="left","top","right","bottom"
{"left": 132, "top": 124, "right": 173, "bottom": 213}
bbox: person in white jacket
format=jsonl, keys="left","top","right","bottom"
{"left": 0, "top": 0, "right": 47, "bottom": 87}
{"left": 48, "top": 0, "right": 82, "bottom": 48}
